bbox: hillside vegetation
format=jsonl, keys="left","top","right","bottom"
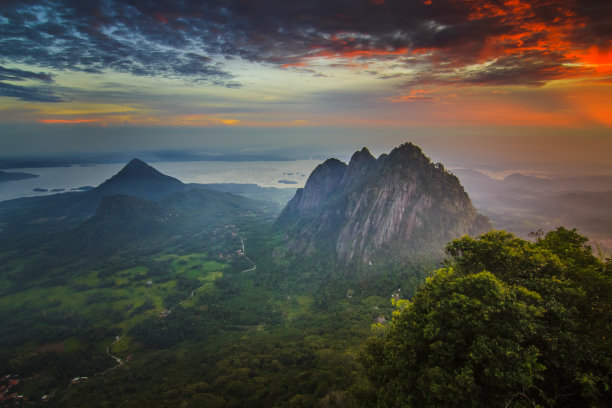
{"left": 0, "top": 151, "right": 609, "bottom": 407}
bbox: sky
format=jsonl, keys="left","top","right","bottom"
{"left": 1, "top": 0, "right": 611, "bottom": 173}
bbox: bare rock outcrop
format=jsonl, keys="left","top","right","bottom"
{"left": 276, "top": 143, "right": 491, "bottom": 265}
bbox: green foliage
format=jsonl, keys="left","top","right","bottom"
{"left": 1, "top": 161, "right": 438, "bottom": 406}
{"left": 0, "top": 206, "right": 399, "bottom": 406}
{"left": 18, "top": 166, "right": 609, "bottom": 407}
{"left": 364, "top": 228, "right": 612, "bottom": 407}
{"left": 364, "top": 269, "right": 544, "bottom": 407}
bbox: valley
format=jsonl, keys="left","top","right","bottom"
{"left": 0, "top": 156, "right": 405, "bottom": 406}
{"left": 0, "top": 146, "right": 609, "bottom": 407}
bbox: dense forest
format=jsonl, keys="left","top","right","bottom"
{"left": 364, "top": 228, "right": 612, "bottom": 407}
{"left": 1, "top": 220, "right": 609, "bottom": 406}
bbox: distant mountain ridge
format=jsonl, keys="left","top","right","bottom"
{"left": 450, "top": 168, "right": 612, "bottom": 249}
{"left": 277, "top": 143, "right": 491, "bottom": 265}
{"left": 0, "top": 158, "right": 284, "bottom": 241}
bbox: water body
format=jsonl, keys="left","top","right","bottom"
{"left": 0, "top": 160, "right": 320, "bottom": 202}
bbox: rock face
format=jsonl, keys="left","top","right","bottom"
{"left": 276, "top": 143, "right": 491, "bottom": 264}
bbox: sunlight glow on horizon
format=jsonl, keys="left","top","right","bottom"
{"left": 0, "top": 0, "right": 610, "bottom": 172}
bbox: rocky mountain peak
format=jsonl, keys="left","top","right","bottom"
{"left": 389, "top": 142, "right": 423, "bottom": 157}
{"left": 287, "top": 158, "right": 347, "bottom": 213}
{"left": 308, "top": 158, "right": 347, "bottom": 180}
{"left": 277, "top": 143, "right": 491, "bottom": 265}
{"left": 349, "top": 147, "right": 375, "bottom": 165}
{"left": 386, "top": 142, "right": 430, "bottom": 169}
{"left": 340, "top": 147, "right": 376, "bottom": 188}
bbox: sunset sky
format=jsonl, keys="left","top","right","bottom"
{"left": 1, "top": 0, "right": 611, "bottom": 172}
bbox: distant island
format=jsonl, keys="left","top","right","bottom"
{"left": 0, "top": 170, "right": 38, "bottom": 182}
{"left": 33, "top": 188, "right": 69, "bottom": 193}
{"left": 277, "top": 179, "right": 298, "bottom": 185}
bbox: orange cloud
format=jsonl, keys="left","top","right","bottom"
{"left": 573, "top": 46, "right": 612, "bottom": 74}
{"left": 444, "top": 0, "right": 612, "bottom": 85}
{"left": 37, "top": 118, "right": 101, "bottom": 124}
{"left": 281, "top": 62, "right": 308, "bottom": 68}
{"left": 387, "top": 90, "right": 436, "bottom": 102}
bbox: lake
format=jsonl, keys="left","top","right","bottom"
{"left": 0, "top": 160, "right": 321, "bottom": 202}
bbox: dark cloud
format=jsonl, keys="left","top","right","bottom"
{"left": 0, "top": 81, "right": 67, "bottom": 102}
{"left": 0, "top": 66, "right": 54, "bottom": 82}
{"left": 460, "top": 52, "right": 589, "bottom": 87}
{"left": 397, "top": 50, "right": 592, "bottom": 88}
{"left": 0, "top": 65, "right": 63, "bottom": 102}
{"left": 0, "top": 0, "right": 610, "bottom": 91}
{"left": 0, "top": 0, "right": 239, "bottom": 87}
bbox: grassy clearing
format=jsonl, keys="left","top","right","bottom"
{"left": 115, "top": 266, "right": 148, "bottom": 280}
{"left": 168, "top": 253, "right": 224, "bottom": 275}
{"left": 0, "top": 251, "right": 225, "bottom": 320}
{"left": 285, "top": 295, "right": 314, "bottom": 321}
{"left": 72, "top": 270, "right": 101, "bottom": 287}
{"left": 0, "top": 286, "right": 84, "bottom": 310}
{"left": 112, "top": 335, "right": 133, "bottom": 353}
{"left": 200, "top": 270, "right": 223, "bottom": 282}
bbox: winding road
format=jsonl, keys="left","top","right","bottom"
{"left": 240, "top": 236, "right": 257, "bottom": 274}
{"left": 100, "top": 334, "right": 125, "bottom": 375}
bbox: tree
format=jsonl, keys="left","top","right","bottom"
{"left": 363, "top": 228, "right": 612, "bottom": 407}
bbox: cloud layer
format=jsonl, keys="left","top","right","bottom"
{"left": 1, "top": 0, "right": 610, "bottom": 96}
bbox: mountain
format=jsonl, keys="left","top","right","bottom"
{"left": 64, "top": 187, "right": 262, "bottom": 258}
{"left": 450, "top": 169, "right": 501, "bottom": 193}
{"left": 501, "top": 173, "right": 553, "bottom": 193}
{"left": 277, "top": 143, "right": 491, "bottom": 265}
{"left": 0, "top": 160, "right": 274, "bottom": 261}
{"left": 0, "top": 158, "right": 282, "bottom": 246}
{"left": 0, "top": 158, "right": 187, "bottom": 237}
{"left": 95, "top": 158, "right": 185, "bottom": 201}
{"left": 450, "top": 167, "right": 612, "bottom": 250}
{"left": 76, "top": 194, "right": 172, "bottom": 238}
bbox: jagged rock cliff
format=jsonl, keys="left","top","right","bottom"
{"left": 276, "top": 143, "right": 491, "bottom": 264}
